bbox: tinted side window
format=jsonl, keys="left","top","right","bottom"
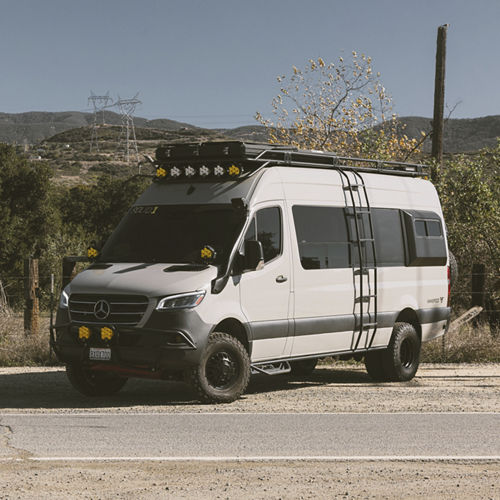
{"left": 426, "top": 220, "right": 442, "bottom": 236}
{"left": 293, "top": 206, "right": 350, "bottom": 269}
{"left": 256, "top": 207, "right": 281, "bottom": 262}
{"left": 372, "top": 208, "right": 406, "bottom": 266}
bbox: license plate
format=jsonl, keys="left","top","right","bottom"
{"left": 89, "top": 347, "right": 111, "bottom": 361}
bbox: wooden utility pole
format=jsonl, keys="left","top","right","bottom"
{"left": 431, "top": 24, "right": 449, "bottom": 177}
{"left": 24, "top": 258, "right": 40, "bottom": 335}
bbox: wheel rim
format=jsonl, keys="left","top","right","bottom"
{"left": 400, "top": 338, "right": 414, "bottom": 368}
{"left": 205, "top": 350, "right": 239, "bottom": 390}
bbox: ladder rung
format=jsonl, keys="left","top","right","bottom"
{"left": 355, "top": 295, "right": 377, "bottom": 303}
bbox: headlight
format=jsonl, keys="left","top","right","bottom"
{"left": 59, "top": 289, "right": 69, "bottom": 309}
{"left": 156, "top": 290, "right": 206, "bottom": 311}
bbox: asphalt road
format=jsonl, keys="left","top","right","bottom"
{"left": 1, "top": 412, "right": 499, "bottom": 460}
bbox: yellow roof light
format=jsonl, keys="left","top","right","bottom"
{"left": 156, "top": 167, "right": 167, "bottom": 178}
{"left": 228, "top": 164, "right": 241, "bottom": 176}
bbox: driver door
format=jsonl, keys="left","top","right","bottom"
{"left": 239, "top": 203, "right": 292, "bottom": 361}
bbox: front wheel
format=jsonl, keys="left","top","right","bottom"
{"left": 66, "top": 363, "right": 128, "bottom": 396}
{"left": 186, "top": 332, "right": 251, "bottom": 403}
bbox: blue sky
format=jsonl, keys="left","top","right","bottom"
{"left": 1, "top": 0, "right": 499, "bottom": 128}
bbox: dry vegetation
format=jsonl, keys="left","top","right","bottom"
{"left": 0, "top": 313, "right": 54, "bottom": 366}
{"left": 0, "top": 311, "right": 498, "bottom": 367}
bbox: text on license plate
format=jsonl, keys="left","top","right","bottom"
{"left": 89, "top": 347, "right": 111, "bottom": 361}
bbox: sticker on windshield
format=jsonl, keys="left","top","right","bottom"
{"left": 131, "top": 206, "right": 160, "bottom": 215}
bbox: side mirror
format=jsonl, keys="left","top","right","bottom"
{"left": 244, "top": 240, "right": 264, "bottom": 271}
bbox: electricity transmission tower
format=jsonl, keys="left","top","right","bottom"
{"left": 88, "top": 91, "right": 113, "bottom": 152}
{"left": 116, "top": 93, "right": 141, "bottom": 163}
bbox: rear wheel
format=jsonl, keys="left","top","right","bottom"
{"left": 186, "top": 332, "right": 250, "bottom": 403}
{"left": 290, "top": 358, "right": 318, "bottom": 376}
{"left": 383, "top": 322, "right": 421, "bottom": 381}
{"left": 66, "top": 363, "right": 128, "bottom": 396}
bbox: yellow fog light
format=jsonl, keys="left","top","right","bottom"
{"left": 101, "top": 327, "right": 114, "bottom": 341}
{"left": 228, "top": 164, "right": 241, "bottom": 176}
{"left": 78, "top": 326, "right": 91, "bottom": 340}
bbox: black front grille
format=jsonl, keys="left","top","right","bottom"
{"left": 69, "top": 294, "right": 149, "bottom": 326}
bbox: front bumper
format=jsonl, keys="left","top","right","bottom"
{"left": 52, "top": 308, "right": 212, "bottom": 374}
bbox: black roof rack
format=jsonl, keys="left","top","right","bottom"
{"left": 155, "top": 141, "right": 428, "bottom": 179}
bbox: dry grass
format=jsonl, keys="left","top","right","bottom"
{"left": 422, "top": 321, "right": 500, "bottom": 363}
{"left": 0, "top": 312, "right": 499, "bottom": 367}
{"left": 0, "top": 314, "right": 55, "bottom": 366}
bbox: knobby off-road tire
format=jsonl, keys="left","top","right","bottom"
{"left": 66, "top": 363, "right": 128, "bottom": 397}
{"left": 290, "top": 358, "right": 318, "bottom": 376}
{"left": 383, "top": 322, "right": 421, "bottom": 381}
{"left": 186, "top": 332, "right": 251, "bottom": 404}
{"left": 364, "top": 322, "right": 421, "bottom": 382}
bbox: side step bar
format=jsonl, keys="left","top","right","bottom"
{"left": 251, "top": 361, "right": 291, "bottom": 376}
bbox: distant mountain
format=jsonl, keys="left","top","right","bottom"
{"left": 1, "top": 111, "right": 499, "bottom": 153}
{"left": 0, "top": 111, "right": 195, "bottom": 144}
{"left": 395, "top": 115, "right": 500, "bottom": 153}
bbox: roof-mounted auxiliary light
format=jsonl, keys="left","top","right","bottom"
{"left": 228, "top": 164, "right": 242, "bottom": 177}
{"left": 156, "top": 166, "right": 167, "bottom": 178}
{"left": 170, "top": 166, "right": 182, "bottom": 178}
{"left": 185, "top": 165, "right": 196, "bottom": 178}
{"left": 199, "top": 165, "right": 211, "bottom": 177}
{"left": 214, "top": 164, "right": 225, "bottom": 177}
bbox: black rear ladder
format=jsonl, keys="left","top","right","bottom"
{"left": 339, "top": 169, "right": 378, "bottom": 351}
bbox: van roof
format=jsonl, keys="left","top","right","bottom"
{"left": 154, "top": 141, "right": 428, "bottom": 182}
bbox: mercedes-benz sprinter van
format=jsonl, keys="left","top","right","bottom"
{"left": 52, "top": 141, "right": 451, "bottom": 403}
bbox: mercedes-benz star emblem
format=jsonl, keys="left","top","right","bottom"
{"left": 94, "top": 300, "right": 110, "bottom": 320}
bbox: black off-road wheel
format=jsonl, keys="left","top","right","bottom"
{"left": 290, "top": 358, "right": 318, "bottom": 376}
{"left": 66, "top": 363, "right": 128, "bottom": 397}
{"left": 186, "top": 332, "right": 250, "bottom": 404}
{"left": 364, "top": 349, "right": 386, "bottom": 381}
{"left": 383, "top": 322, "right": 421, "bottom": 382}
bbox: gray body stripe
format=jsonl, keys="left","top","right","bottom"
{"left": 250, "top": 307, "right": 450, "bottom": 341}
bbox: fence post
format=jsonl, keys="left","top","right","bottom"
{"left": 24, "top": 258, "right": 40, "bottom": 335}
{"left": 471, "top": 263, "right": 485, "bottom": 325}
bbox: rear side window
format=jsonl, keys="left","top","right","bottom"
{"left": 292, "top": 206, "right": 349, "bottom": 269}
{"left": 415, "top": 219, "right": 443, "bottom": 237}
{"left": 372, "top": 208, "right": 406, "bottom": 266}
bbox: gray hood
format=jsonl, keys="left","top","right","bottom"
{"left": 67, "top": 263, "right": 218, "bottom": 297}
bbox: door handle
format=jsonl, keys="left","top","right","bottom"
{"left": 275, "top": 275, "right": 288, "bottom": 283}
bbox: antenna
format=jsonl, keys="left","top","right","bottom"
{"left": 116, "top": 93, "right": 141, "bottom": 164}
{"left": 88, "top": 91, "right": 113, "bottom": 152}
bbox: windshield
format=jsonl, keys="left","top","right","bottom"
{"left": 99, "top": 204, "right": 245, "bottom": 265}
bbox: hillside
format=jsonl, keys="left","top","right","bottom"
{"left": 0, "top": 111, "right": 196, "bottom": 144}
{"left": 396, "top": 115, "right": 500, "bottom": 153}
{"left": 1, "top": 110, "right": 499, "bottom": 154}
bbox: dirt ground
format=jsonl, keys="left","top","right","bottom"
{"left": 0, "top": 363, "right": 498, "bottom": 413}
{"left": 0, "top": 459, "right": 498, "bottom": 499}
{"left": 0, "top": 363, "right": 498, "bottom": 498}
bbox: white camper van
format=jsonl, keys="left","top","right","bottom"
{"left": 52, "top": 141, "right": 451, "bottom": 403}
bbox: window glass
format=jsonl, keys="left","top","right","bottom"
{"left": 372, "top": 208, "right": 405, "bottom": 266}
{"left": 292, "top": 206, "right": 349, "bottom": 269}
{"left": 415, "top": 220, "right": 427, "bottom": 237}
{"left": 426, "top": 220, "right": 442, "bottom": 237}
{"left": 256, "top": 207, "right": 281, "bottom": 262}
